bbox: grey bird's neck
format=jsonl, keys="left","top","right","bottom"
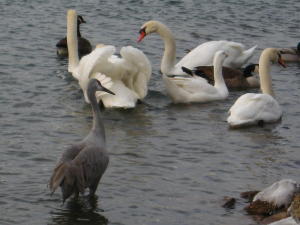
{"left": 88, "top": 92, "right": 106, "bottom": 144}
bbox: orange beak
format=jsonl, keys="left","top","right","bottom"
{"left": 137, "top": 31, "right": 146, "bottom": 42}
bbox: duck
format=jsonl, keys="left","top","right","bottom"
{"left": 67, "top": 10, "right": 152, "bottom": 108}
{"left": 184, "top": 63, "right": 260, "bottom": 90}
{"left": 137, "top": 20, "right": 257, "bottom": 76}
{"left": 281, "top": 42, "right": 300, "bottom": 62}
{"left": 49, "top": 77, "right": 115, "bottom": 202}
{"left": 162, "top": 50, "right": 229, "bottom": 103}
{"left": 227, "top": 48, "right": 289, "bottom": 128}
{"left": 56, "top": 14, "right": 92, "bottom": 57}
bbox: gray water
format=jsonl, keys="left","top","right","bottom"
{"left": 1, "top": 0, "right": 300, "bottom": 224}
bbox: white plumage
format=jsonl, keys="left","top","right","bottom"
{"left": 67, "top": 10, "right": 152, "bottom": 108}
{"left": 161, "top": 51, "right": 229, "bottom": 103}
{"left": 138, "top": 20, "right": 257, "bottom": 76}
{"left": 253, "top": 179, "right": 299, "bottom": 208}
{"left": 227, "top": 48, "right": 286, "bottom": 128}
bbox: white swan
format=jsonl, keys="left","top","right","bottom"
{"left": 137, "top": 20, "right": 257, "bottom": 76}
{"left": 67, "top": 9, "right": 152, "bottom": 108}
{"left": 161, "top": 50, "right": 229, "bottom": 103}
{"left": 227, "top": 48, "right": 287, "bottom": 128}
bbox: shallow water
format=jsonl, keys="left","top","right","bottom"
{"left": 0, "top": 0, "right": 300, "bottom": 224}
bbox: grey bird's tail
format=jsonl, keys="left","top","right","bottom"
{"left": 49, "top": 161, "right": 85, "bottom": 202}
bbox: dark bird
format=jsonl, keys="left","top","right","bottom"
{"left": 49, "top": 78, "right": 114, "bottom": 202}
{"left": 56, "top": 15, "right": 92, "bottom": 57}
{"left": 281, "top": 42, "right": 300, "bottom": 62}
{"left": 182, "top": 64, "right": 260, "bottom": 90}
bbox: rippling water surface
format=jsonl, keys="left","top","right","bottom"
{"left": 1, "top": 0, "right": 300, "bottom": 224}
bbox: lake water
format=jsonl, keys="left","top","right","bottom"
{"left": 0, "top": 0, "right": 300, "bottom": 224}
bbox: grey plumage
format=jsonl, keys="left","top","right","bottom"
{"left": 49, "top": 78, "right": 114, "bottom": 202}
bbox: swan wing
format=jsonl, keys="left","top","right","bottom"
{"left": 225, "top": 43, "right": 257, "bottom": 68}
{"left": 100, "top": 80, "right": 139, "bottom": 108}
{"left": 164, "top": 76, "right": 224, "bottom": 103}
{"left": 75, "top": 45, "right": 116, "bottom": 81}
{"left": 174, "top": 41, "right": 256, "bottom": 74}
{"left": 228, "top": 93, "right": 282, "bottom": 127}
{"left": 119, "top": 46, "right": 152, "bottom": 99}
{"left": 175, "top": 41, "right": 226, "bottom": 73}
{"left": 74, "top": 46, "right": 116, "bottom": 102}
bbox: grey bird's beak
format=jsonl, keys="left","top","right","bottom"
{"left": 100, "top": 86, "right": 115, "bottom": 95}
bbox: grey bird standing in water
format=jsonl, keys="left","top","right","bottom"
{"left": 49, "top": 78, "right": 114, "bottom": 202}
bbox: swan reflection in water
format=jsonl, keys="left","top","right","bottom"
{"left": 49, "top": 196, "right": 108, "bottom": 225}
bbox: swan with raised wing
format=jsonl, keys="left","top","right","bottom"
{"left": 137, "top": 20, "right": 257, "bottom": 76}
{"left": 67, "top": 10, "right": 151, "bottom": 108}
{"left": 227, "top": 48, "right": 290, "bottom": 128}
{"left": 162, "top": 50, "right": 229, "bottom": 103}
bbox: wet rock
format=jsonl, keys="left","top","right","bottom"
{"left": 222, "top": 196, "right": 236, "bottom": 209}
{"left": 244, "top": 199, "right": 280, "bottom": 215}
{"left": 289, "top": 193, "right": 300, "bottom": 223}
{"left": 260, "top": 211, "right": 289, "bottom": 224}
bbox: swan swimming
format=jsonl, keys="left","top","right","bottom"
{"left": 227, "top": 48, "right": 290, "bottom": 128}
{"left": 137, "top": 20, "right": 257, "bottom": 76}
{"left": 161, "top": 50, "right": 229, "bottom": 103}
{"left": 67, "top": 9, "right": 152, "bottom": 108}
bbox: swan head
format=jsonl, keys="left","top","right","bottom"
{"left": 214, "top": 50, "right": 228, "bottom": 64}
{"left": 263, "top": 48, "right": 287, "bottom": 68}
{"left": 138, "top": 20, "right": 162, "bottom": 42}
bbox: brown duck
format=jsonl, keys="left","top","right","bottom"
{"left": 182, "top": 63, "right": 259, "bottom": 90}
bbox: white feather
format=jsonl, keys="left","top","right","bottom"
{"left": 253, "top": 179, "right": 299, "bottom": 208}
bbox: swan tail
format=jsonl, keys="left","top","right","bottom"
{"left": 120, "top": 46, "right": 152, "bottom": 99}
{"left": 242, "top": 45, "right": 257, "bottom": 63}
{"left": 49, "top": 161, "right": 85, "bottom": 202}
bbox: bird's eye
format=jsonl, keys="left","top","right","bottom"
{"left": 139, "top": 27, "right": 146, "bottom": 34}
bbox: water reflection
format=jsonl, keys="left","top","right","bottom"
{"left": 49, "top": 196, "right": 108, "bottom": 225}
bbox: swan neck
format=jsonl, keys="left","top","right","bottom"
{"left": 213, "top": 55, "right": 226, "bottom": 88}
{"left": 67, "top": 10, "right": 79, "bottom": 73}
{"left": 259, "top": 50, "right": 274, "bottom": 96}
{"left": 157, "top": 23, "right": 176, "bottom": 74}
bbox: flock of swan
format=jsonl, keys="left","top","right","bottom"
{"left": 50, "top": 9, "right": 300, "bottom": 224}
